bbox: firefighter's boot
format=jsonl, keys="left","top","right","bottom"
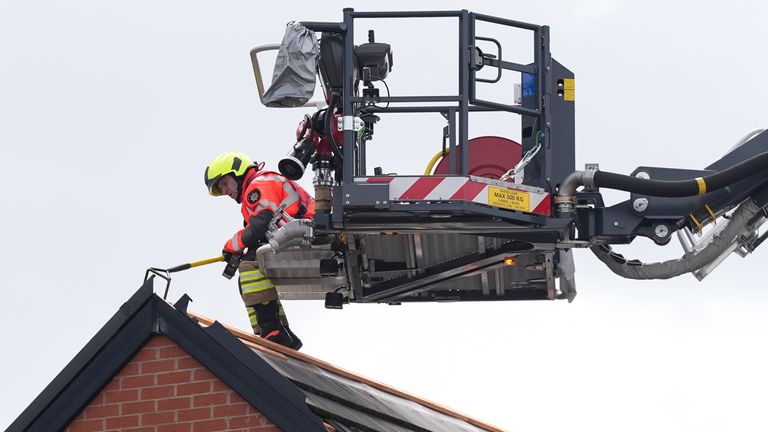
{"left": 284, "top": 324, "right": 303, "bottom": 351}
{"left": 254, "top": 300, "right": 296, "bottom": 349}
{"left": 277, "top": 301, "right": 303, "bottom": 351}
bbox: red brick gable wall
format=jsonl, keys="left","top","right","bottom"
{"left": 65, "top": 335, "right": 281, "bottom": 432}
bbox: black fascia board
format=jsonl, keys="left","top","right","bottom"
{"left": 8, "top": 278, "right": 327, "bottom": 432}
{"left": 8, "top": 279, "right": 157, "bottom": 431}
{"left": 158, "top": 301, "right": 327, "bottom": 431}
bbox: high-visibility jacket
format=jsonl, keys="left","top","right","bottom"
{"left": 227, "top": 167, "right": 315, "bottom": 254}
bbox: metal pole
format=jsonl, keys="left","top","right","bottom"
{"left": 352, "top": 11, "right": 463, "bottom": 18}
{"left": 359, "top": 138, "right": 366, "bottom": 176}
{"left": 350, "top": 96, "right": 462, "bottom": 103}
{"left": 459, "top": 10, "right": 470, "bottom": 176}
{"left": 468, "top": 13, "right": 476, "bottom": 104}
{"left": 358, "top": 105, "right": 496, "bottom": 114}
{"left": 541, "top": 25, "right": 552, "bottom": 185}
{"left": 342, "top": 8, "right": 355, "bottom": 186}
{"left": 449, "top": 108, "right": 457, "bottom": 174}
{"left": 472, "top": 13, "right": 539, "bottom": 31}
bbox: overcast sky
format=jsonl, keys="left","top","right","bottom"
{"left": 2, "top": 1, "right": 768, "bottom": 431}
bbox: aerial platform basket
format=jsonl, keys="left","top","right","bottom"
{"left": 250, "top": 9, "right": 579, "bottom": 305}
{"left": 250, "top": 9, "right": 768, "bottom": 307}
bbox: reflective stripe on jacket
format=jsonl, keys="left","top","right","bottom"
{"left": 230, "top": 168, "right": 315, "bottom": 251}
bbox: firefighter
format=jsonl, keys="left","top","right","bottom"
{"left": 204, "top": 151, "right": 314, "bottom": 350}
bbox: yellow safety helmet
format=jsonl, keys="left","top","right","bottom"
{"left": 204, "top": 151, "right": 254, "bottom": 196}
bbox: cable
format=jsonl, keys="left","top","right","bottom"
{"left": 424, "top": 149, "right": 449, "bottom": 175}
{"left": 373, "top": 79, "right": 390, "bottom": 110}
{"left": 591, "top": 198, "right": 762, "bottom": 280}
{"left": 500, "top": 131, "right": 542, "bottom": 181}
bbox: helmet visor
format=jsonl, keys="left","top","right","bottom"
{"left": 204, "top": 168, "right": 224, "bottom": 196}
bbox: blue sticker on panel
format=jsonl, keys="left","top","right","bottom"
{"left": 522, "top": 73, "right": 535, "bottom": 98}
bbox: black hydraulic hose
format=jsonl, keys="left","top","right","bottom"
{"left": 592, "top": 150, "right": 768, "bottom": 197}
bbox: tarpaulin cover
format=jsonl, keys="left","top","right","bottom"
{"left": 262, "top": 22, "right": 318, "bottom": 107}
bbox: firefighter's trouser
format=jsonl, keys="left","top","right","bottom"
{"left": 238, "top": 260, "right": 288, "bottom": 334}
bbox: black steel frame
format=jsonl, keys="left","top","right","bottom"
{"left": 299, "top": 9, "right": 565, "bottom": 304}
{"left": 303, "top": 9, "right": 553, "bottom": 189}
{"left": 338, "top": 9, "right": 550, "bottom": 181}
{"left": 300, "top": 9, "right": 768, "bottom": 304}
{"left": 362, "top": 240, "right": 535, "bottom": 302}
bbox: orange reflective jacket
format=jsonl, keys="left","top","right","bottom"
{"left": 226, "top": 168, "right": 315, "bottom": 254}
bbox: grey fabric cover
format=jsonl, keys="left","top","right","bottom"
{"left": 262, "top": 22, "right": 318, "bottom": 107}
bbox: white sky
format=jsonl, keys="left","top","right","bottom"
{"left": 2, "top": 1, "right": 768, "bottom": 431}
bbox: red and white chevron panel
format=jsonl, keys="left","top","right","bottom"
{"left": 361, "top": 176, "right": 551, "bottom": 216}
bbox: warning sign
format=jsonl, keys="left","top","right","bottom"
{"left": 488, "top": 186, "right": 529, "bottom": 212}
{"left": 563, "top": 78, "right": 575, "bottom": 101}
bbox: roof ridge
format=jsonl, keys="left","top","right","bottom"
{"left": 187, "top": 310, "right": 504, "bottom": 432}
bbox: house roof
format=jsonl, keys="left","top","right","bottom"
{"left": 9, "top": 278, "right": 502, "bottom": 432}
{"left": 190, "top": 313, "right": 503, "bottom": 432}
